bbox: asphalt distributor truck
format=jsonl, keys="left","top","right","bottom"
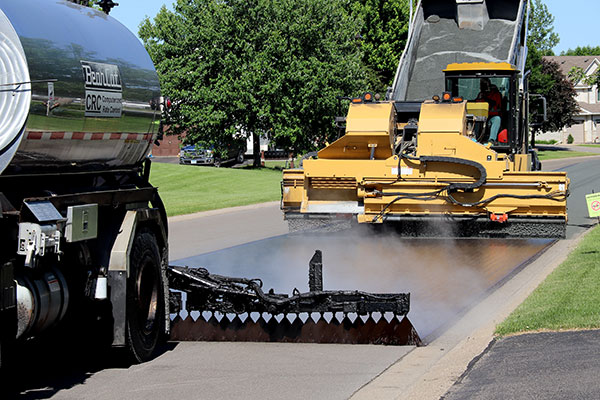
{"left": 0, "top": 1, "right": 417, "bottom": 366}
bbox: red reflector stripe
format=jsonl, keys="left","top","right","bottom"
{"left": 27, "top": 132, "right": 43, "bottom": 140}
{"left": 25, "top": 132, "right": 153, "bottom": 141}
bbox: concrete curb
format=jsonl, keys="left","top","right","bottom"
{"left": 351, "top": 228, "right": 592, "bottom": 400}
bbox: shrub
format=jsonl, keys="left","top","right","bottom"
{"left": 567, "top": 134, "right": 574, "bottom": 144}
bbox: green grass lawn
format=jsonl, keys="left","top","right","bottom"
{"left": 537, "top": 150, "right": 597, "bottom": 161}
{"left": 496, "top": 225, "right": 600, "bottom": 336}
{"left": 579, "top": 144, "right": 600, "bottom": 148}
{"left": 150, "top": 163, "right": 282, "bottom": 216}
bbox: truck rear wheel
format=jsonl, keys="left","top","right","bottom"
{"left": 126, "top": 229, "right": 165, "bottom": 363}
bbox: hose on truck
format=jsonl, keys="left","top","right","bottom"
{"left": 370, "top": 153, "right": 566, "bottom": 223}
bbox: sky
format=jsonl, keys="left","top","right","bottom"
{"left": 109, "top": 1, "right": 172, "bottom": 40}
{"left": 111, "top": 0, "right": 597, "bottom": 54}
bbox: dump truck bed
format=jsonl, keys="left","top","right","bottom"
{"left": 392, "top": 0, "right": 527, "bottom": 101}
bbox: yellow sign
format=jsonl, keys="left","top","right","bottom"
{"left": 586, "top": 193, "right": 600, "bottom": 218}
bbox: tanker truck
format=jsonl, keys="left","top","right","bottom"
{"left": 0, "top": 0, "right": 169, "bottom": 364}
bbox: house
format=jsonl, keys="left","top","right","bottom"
{"left": 541, "top": 56, "right": 600, "bottom": 144}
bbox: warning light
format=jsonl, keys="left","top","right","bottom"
{"left": 442, "top": 92, "right": 452, "bottom": 102}
{"left": 363, "top": 92, "right": 373, "bottom": 102}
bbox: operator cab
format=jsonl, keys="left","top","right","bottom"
{"left": 444, "top": 62, "right": 521, "bottom": 154}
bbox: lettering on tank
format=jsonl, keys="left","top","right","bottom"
{"left": 80, "top": 61, "right": 123, "bottom": 118}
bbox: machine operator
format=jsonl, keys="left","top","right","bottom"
{"left": 476, "top": 78, "right": 502, "bottom": 143}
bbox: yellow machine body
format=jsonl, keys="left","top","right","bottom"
{"left": 282, "top": 66, "right": 569, "bottom": 238}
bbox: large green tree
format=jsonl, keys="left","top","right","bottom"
{"left": 527, "top": 0, "right": 578, "bottom": 134}
{"left": 140, "top": 0, "right": 368, "bottom": 165}
{"left": 350, "top": 0, "right": 411, "bottom": 93}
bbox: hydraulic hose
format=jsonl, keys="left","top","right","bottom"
{"left": 371, "top": 154, "right": 487, "bottom": 222}
{"left": 412, "top": 155, "right": 487, "bottom": 192}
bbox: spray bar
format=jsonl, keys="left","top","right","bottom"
{"left": 168, "top": 251, "right": 421, "bottom": 345}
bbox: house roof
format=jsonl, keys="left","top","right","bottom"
{"left": 544, "top": 56, "right": 600, "bottom": 77}
{"left": 579, "top": 102, "right": 600, "bottom": 115}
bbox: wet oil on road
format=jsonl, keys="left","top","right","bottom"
{"left": 174, "top": 228, "right": 551, "bottom": 340}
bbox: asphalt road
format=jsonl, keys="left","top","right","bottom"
{"left": 443, "top": 330, "right": 600, "bottom": 400}
{"left": 544, "top": 156, "right": 600, "bottom": 239}
{"left": 168, "top": 202, "right": 288, "bottom": 260}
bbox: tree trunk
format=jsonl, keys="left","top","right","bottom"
{"left": 252, "top": 132, "right": 261, "bottom": 167}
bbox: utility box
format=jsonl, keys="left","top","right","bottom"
{"left": 66, "top": 204, "right": 98, "bottom": 242}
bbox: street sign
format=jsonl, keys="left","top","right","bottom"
{"left": 586, "top": 193, "right": 600, "bottom": 218}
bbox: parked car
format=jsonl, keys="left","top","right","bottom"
{"left": 179, "top": 142, "right": 246, "bottom": 167}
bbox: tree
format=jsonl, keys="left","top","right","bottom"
{"left": 531, "top": 59, "right": 579, "bottom": 134}
{"left": 526, "top": 0, "right": 558, "bottom": 96}
{"left": 527, "top": 0, "right": 559, "bottom": 57}
{"left": 140, "top": 0, "right": 369, "bottom": 166}
{"left": 526, "top": 0, "right": 578, "bottom": 133}
{"left": 561, "top": 46, "right": 600, "bottom": 56}
{"left": 349, "top": 0, "right": 411, "bottom": 93}
{"left": 568, "top": 66, "right": 600, "bottom": 88}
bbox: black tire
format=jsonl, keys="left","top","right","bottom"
{"left": 236, "top": 151, "right": 245, "bottom": 164}
{"left": 127, "top": 229, "right": 165, "bottom": 363}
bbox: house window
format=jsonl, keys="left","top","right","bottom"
{"left": 597, "top": 89, "right": 600, "bottom": 102}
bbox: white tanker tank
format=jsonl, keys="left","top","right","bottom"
{"left": 0, "top": 0, "right": 161, "bottom": 174}
{"left": 0, "top": 0, "right": 169, "bottom": 367}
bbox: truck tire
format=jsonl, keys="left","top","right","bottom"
{"left": 127, "top": 229, "right": 165, "bottom": 363}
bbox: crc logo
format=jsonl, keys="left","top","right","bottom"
{"left": 86, "top": 92, "right": 102, "bottom": 113}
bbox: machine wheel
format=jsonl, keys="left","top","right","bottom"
{"left": 126, "top": 229, "right": 165, "bottom": 363}
{"left": 214, "top": 158, "right": 222, "bottom": 168}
